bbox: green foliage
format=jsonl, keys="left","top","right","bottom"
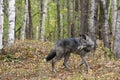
{"left": 45, "top": 2, "right": 56, "bottom": 40}
{"left": 3, "top": 0, "right": 73, "bottom": 40}
{"left": 61, "top": 8, "right": 67, "bottom": 15}
{"left": 103, "top": 47, "right": 113, "bottom": 59}
{"left": 31, "top": 0, "right": 40, "bottom": 27}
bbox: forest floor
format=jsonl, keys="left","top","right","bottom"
{"left": 0, "top": 40, "right": 120, "bottom": 80}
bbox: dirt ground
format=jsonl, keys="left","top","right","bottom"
{"left": 0, "top": 40, "right": 120, "bottom": 80}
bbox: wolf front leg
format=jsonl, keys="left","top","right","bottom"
{"left": 63, "top": 53, "right": 70, "bottom": 69}
{"left": 81, "top": 56, "right": 90, "bottom": 71}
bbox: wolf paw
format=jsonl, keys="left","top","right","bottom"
{"left": 87, "top": 69, "right": 93, "bottom": 75}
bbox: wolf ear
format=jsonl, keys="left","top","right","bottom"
{"left": 79, "top": 34, "right": 86, "bottom": 40}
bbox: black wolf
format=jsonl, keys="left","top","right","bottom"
{"left": 46, "top": 34, "right": 94, "bottom": 72}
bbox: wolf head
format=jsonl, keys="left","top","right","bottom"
{"left": 78, "top": 34, "right": 94, "bottom": 52}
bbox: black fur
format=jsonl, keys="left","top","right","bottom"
{"left": 46, "top": 50, "right": 56, "bottom": 61}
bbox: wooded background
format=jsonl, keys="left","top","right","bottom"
{"left": 0, "top": 0, "right": 120, "bottom": 59}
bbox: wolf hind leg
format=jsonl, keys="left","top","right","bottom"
{"left": 63, "top": 53, "right": 70, "bottom": 69}
{"left": 51, "top": 52, "right": 64, "bottom": 72}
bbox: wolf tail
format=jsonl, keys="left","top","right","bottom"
{"left": 46, "top": 50, "right": 56, "bottom": 61}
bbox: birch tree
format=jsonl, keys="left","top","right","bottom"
{"left": 8, "top": 0, "right": 15, "bottom": 46}
{"left": 41, "top": 0, "right": 48, "bottom": 41}
{"left": 20, "top": 0, "right": 28, "bottom": 40}
{"left": 39, "top": 0, "right": 43, "bottom": 38}
{"left": 89, "top": 0, "right": 96, "bottom": 44}
{"left": 112, "top": 0, "right": 117, "bottom": 37}
{"left": 113, "top": 0, "right": 120, "bottom": 59}
{"left": 101, "top": 0, "right": 110, "bottom": 49}
{"left": 0, "top": 0, "right": 4, "bottom": 50}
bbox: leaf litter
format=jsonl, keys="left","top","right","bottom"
{"left": 0, "top": 40, "right": 120, "bottom": 80}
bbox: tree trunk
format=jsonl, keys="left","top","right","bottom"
{"left": 41, "top": 0, "right": 48, "bottom": 41}
{"left": 89, "top": 0, "right": 96, "bottom": 49}
{"left": 98, "top": 1, "right": 104, "bottom": 40}
{"left": 113, "top": 0, "right": 120, "bottom": 59}
{"left": 0, "top": 0, "right": 4, "bottom": 50}
{"left": 112, "top": 0, "right": 117, "bottom": 37}
{"left": 61, "top": 0, "right": 65, "bottom": 39}
{"left": 57, "top": 0, "right": 61, "bottom": 40}
{"left": 80, "top": 0, "right": 89, "bottom": 34}
{"left": 75, "top": 0, "right": 79, "bottom": 37}
{"left": 28, "top": 0, "right": 33, "bottom": 39}
{"left": 8, "top": 0, "right": 15, "bottom": 46}
{"left": 94, "top": 0, "right": 99, "bottom": 49}
{"left": 20, "top": 0, "right": 28, "bottom": 40}
{"left": 67, "top": 0, "right": 71, "bottom": 37}
{"left": 71, "top": 0, "right": 76, "bottom": 37}
{"left": 101, "top": 0, "right": 110, "bottom": 49}
{"left": 39, "top": 0, "right": 43, "bottom": 39}
{"left": 26, "top": 11, "right": 29, "bottom": 39}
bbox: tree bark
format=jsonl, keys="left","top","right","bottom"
{"left": 67, "top": 0, "right": 71, "bottom": 37}
{"left": 112, "top": 0, "right": 117, "bottom": 37}
{"left": 20, "top": 0, "right": 28, "bottom": 40}
{"left": 28, "top": 0, "right": 33, "bottom": 39}
{"left": 39, "top": 0, "right": 43, "bottom": 39}
{"left": 98, "top": 1, "right": 104, "bottom": 40}
{"left": 8, "top": 0, "right": 15, "bottom": 46}
{"left": 0, "top": 0, "right": 4, "bottom": 50}
{"left": 101, "top": 0, "right": 110, "bottom": 49}
{"left": 71, "top": 0, "right": 76, "bottom": 37}
{"left": 26, "top": 11, "right": 29, "bottom": 39}
{"left": 89, "top": 0, "right": 97, "bottom": 49}
{"left": 80, "top": 0, "right": 89, "bottom": 34}
{"left": 61, "top": 0, "right": 65, "bottom": 39}
{"left": 57, "top": 0, "right": 61, "bottom": 40}
{"left": 41, "top": 0, "right": 48, "bottom": 41}
{"left": 113, "top": 0, "right": 120, "bottom": 59}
